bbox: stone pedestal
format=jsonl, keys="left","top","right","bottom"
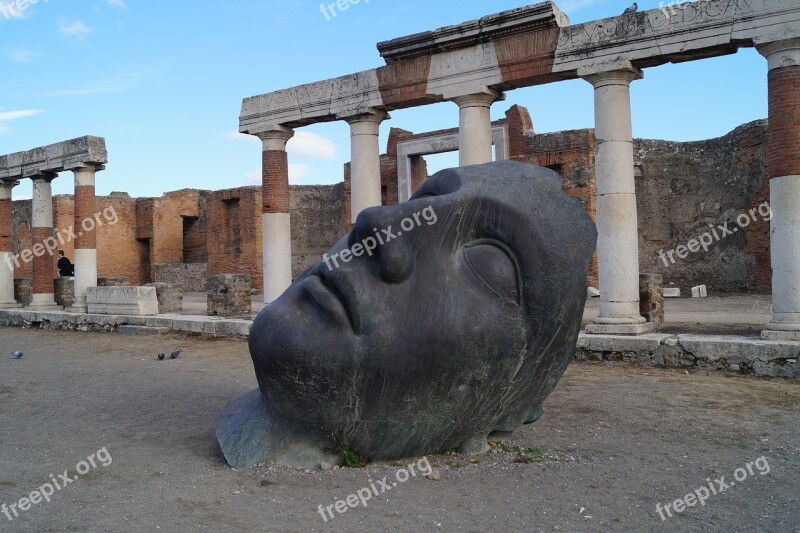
{"left": 581, "top": 63, "right": 652, "bottom": 336}
{"left": 208, "top": 274, "right": 252, "bottom": 317}
{"left": 14, "top": 279, "right": 32, "bottom": 307}
{"left": 145, "top": 282, "right": 183, "bottom": 313}
{"left": 639, "top": 273, "right": 664, "bottom": 326}
{"left": 87, "top": 286, "right": 159, "bottom": 316}
{"left": 54, "top": 277, "right": 75, "bottom": 308}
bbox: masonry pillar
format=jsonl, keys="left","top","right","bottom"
{"left": 758, "top": 39, "right": 800, "bottom": 341}
{"left": 0, "top": 179, "right": 20, "bottom": 308}
{"left": 70, "top": 164, "right": 103, "bottom": 312}
{"left": 347, "top": 110, "right": 387, "bottom": 223}
{"left": 257, "top": 126, "right": 295, "bottom": 304}
{"left": 581, "top": 64, "right": 652, "bottom": 335}
{"left": 453, "top": 90, "right": 500, "bottom": 166}
{"left": 29, "top": 172, "right": 60, "bottom": 310}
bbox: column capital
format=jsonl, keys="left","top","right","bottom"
{"left": 27, "top": 171, "right": 58, "bottom": 183}
{"left": 756, "top": 38, "right": 800, "bottom": 71}
{"left": 254, "top": 126, "right": 295, "bottom": 151}
{"left": 451, "top": 89, "right": 502, "bottom": 109}
{"left": 344, "top": 109, "right": 389, "bottom": 126}
{"left": 579, "top": 61, "right": 643, "bottom": 87}
{"left": 0, "top": 179, "right": 18, "bottom": 197}
{"left": 68, "top": 162, "right": 106, "bottom": 172}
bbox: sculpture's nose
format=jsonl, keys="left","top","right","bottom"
{"left": 351, "top": 204, "right": 415, "bottom": 284}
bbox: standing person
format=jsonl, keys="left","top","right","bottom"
{"left": 57, "top": 250, "right": 73, "bottom": 277}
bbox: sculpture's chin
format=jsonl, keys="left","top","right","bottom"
{"left": 215, "top": 389, "right": 340, "bottom": 469}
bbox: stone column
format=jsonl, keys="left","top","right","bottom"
{"left": 257, "top": 126, "right": 295, "bottom": 304}
{"left": 70, "top": 164, "right": 103, "bottom": 312}
{"left": 29, "top": 172, "right": 60, "bottom": 310}
{"left": 347, "top": 110, "right": 387, "bottom": 224}
{"left": 453, "top": 90, "right": 500, "bottom": 166}
{"left": 581, "top": 64, "right": 652, "bottom": 335}
{"left": 758, "top": 39, "right": 800, "bottom": 341}
{"left": 0, "top": 179, "right": 20, "bottom": 308}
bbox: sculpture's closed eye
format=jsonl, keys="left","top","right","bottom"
{"left": 463, "top": 239, "right": 521, "bottom": 306}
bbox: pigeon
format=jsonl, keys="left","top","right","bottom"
{"left": 170, "top": 349, "right": 183, "bottom": 360}
{"left": 11, "top": 351, "right": 23, "bottom": 359}
{"left": 623, "top": 2, "right": 638, "bottom": 14}
{"left": 157, "top": 353, "right": 166, "bottom": 360}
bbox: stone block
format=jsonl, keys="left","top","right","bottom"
{"left": 207, "top": 274, "right": 252, "bottom": 317}
{"left": 86, "top": 286, "right": 159, "bottom": 316}
{"left": 691, "top": 285, "right": 708, "bottom": 298}
{"left": 13, "top": 279, "right": 32, "bottom": 307}
{"left": 144, "top": 282, "right": 183, "bottom": 313}
{"left": 54, "top": 277, "right": 74, "bottom": 308}
{"left": 664, "top": 288, "right": 681, "bottom": 298}
{"left": 587, "top": 287, "right": 600, "bottom": 298}
{"left": 639, "top": 273, "right": 664, "bottom": 325}
{"left": 118, "top": 325, "right": 169, "bottom": 336}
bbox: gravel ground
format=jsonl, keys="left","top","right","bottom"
{"left": 0, "top": 327, "right": 798, "bottom": 532}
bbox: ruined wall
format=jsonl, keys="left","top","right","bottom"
{"left": 290, "top": 184, "right": 346, "bottom": 277}
{"left": 206, "top": 187, "right": 262, "bottom": 289}
{"left": 635, "top": 120, "right": 769, "bottom": 292}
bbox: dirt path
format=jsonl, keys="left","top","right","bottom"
{"left": 0, "top": 327, "right": 797, "bottom": 532}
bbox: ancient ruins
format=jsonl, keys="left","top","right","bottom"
{"left": 0, "top": 0, "right": 798, "bottom": 352}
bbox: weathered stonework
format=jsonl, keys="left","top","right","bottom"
{"left": 144, "top": 282, "right": 183, "bottom": 313}
{"left": 207, "top": 274, "right": 252, "bottom": 317}
{"left": 86, "top": 286, "right": 159, "bottom": 316}
{"left": 639, "top": 273, "right": 664, "bottom": 325}
{"left": 154, "top": 263, "right": 208, "bottom": 293}
{"left": 13, "top": 279, "right": 31, "bottom": 307}
{"left": 54, "top": 277, "right": 74, "bottom": 308}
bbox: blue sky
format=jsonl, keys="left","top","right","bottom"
{"left": 0, "top": 0, "right": 767, "bottom": 200}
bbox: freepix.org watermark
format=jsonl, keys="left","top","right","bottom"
{"left": 317, "top": 456, "right": 433, "bottom": 522}
{"left": 319, "top": 0, "right": 370, "bottom": 21}
{"left": 655, "top": 456, "right": 771, "bottom": 521}
{"left": 0, "top": 0, "right": 47, "bottom": 20}
{"left": 3, "top": 205, "right": 118, "bottom": 271}
{"left": 322, "top": 205, "right": 437, "bottom": 271}
{"left": 658, "top": 201, "right": 771, "bottom": 267}
{"left": 1, "top": 447, "right": 112, "bottom": 522}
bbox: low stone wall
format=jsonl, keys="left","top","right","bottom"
{"left": 576, "top": 333, "right": 800, "bottom": 378}
{"left": 155, "top": 263, "right": 208, "bottom": 292}
{"left": 207, "top": 274, "right": 251, "bottom": 317}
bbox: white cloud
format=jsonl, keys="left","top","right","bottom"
{"left": 288, "top": 163, "right": 310, "bottom": 183}
{"left": 225, "top": 130, "right": 336, "bottom": 161}
{"left": 0, "top": 109, "right": 44, "bottom": 134}
{"left": 3, "top": 48, "right": 42, "bottom": 63}
{"left": 287, "top": 131, "right": 336, "bottom": 160}
{"left": 59, "top": 19, "right": 93, "bottom": 38}
{"left": 105, "top": 0, "right": 127, "bottom": 9}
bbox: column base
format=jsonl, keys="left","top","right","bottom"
{"left": 585, "top": 322, "right": 655, "bottom": 335}
{"left": 67, "top": 305, "right": 89, "bottom": 314}
{"left": 27, "top": 293, "right": 61, "bottom": 311}
{"left": 0, "top": 301, "right": 21, "bottom": 309}
{"left": 761, "top": 326, "right": 800, "bottom": 341}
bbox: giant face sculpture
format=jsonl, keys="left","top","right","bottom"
{"left": 217, "top": 161, "right": 597, "bottom": 468}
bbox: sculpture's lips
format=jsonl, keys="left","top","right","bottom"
{"left": 301, "top": 274, "right": 352, "bottom": 329}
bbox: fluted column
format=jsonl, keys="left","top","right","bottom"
{"left": 257, "top": 126, "right": 295, "bottom": 304}
{"left": 581, "top": 63, "right": 652, "bottom": 335}
{"left": 453, "top": 90, "right": 500, "bottom": 166}
{"left": 758, "top": 38, "right": 800, "bottom": 341}
{"left": 347, "top": 110, "right": 387, "bottom": 223}
{"left": 70, "top": 164, "right": 102, "bottom": 312}
{"left": 29, "top": 172, "right": 60, "bottom": 310}
{"left": 0, "top": 179, "right": 20, "bottom": 308}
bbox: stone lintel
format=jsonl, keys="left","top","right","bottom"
{"left": 377, "top": 2, "right": 568, "bottom": 64}
{"left": 0, "top": 136, "right": 108, "bottom": 180}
